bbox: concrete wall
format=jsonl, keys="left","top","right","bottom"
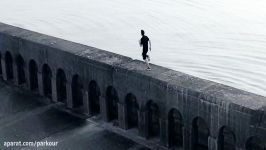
{"left": 0, "top": 22, "right": 265, "bottom": 150}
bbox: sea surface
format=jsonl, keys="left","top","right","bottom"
{"left": 1, "top": 0, "right": 266, "bottom": 97}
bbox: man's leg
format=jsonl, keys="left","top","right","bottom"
{"left": 142, "top": 50, "right": 151, "bottom": 70}
{"left": 145, "top": 59, "right": 151, "bottom": 70}
{"left": 142, "top": 51, "right": 151, "bottom": 70}
{"left": 147, "top": 55, "right": 150, "bottom": 62}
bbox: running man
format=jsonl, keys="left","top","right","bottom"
{"left": 139, "top": 30, "right": 151, "bottom": 70}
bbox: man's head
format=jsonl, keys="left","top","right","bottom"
{"left": 141, "top": 30, "right": 145, "bottom": 36}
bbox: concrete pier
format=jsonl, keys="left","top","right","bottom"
{"left": 0, "top": 22, "right": 265, "bottom": 150}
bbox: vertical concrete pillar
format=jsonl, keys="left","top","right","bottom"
{"left": 163, "top": 119, "right": 170, "bottom": 147}
{"left": 1, "top": 58, "right": 7, "bottom": 81}
{"left": 13, "top": 63, "right": 19, "bottom": 85}
{"left": 124, "top": 106, "right": 129, "bottom": 130}
{"left": 66, "top": 82, "right": 73, "bottom": 109}
{"left": 83, "top": 90, "right": 89, "bottom": 114}
{"left": 139, "top": 109, "right": 148, "bottom": 138}
{"left": 25, "top": 66, "right": 30, "bottom": 90}
{"left": 22, "top": 66, "right": 27, "bottom": 88}
{"left": 100, "top": 96, "right": 108, "bottom": 121}
{"left": 51, "top": 77, "right": 57, "bottom": 103}
{"left": 137, "top": 110, "right": 141, "bottom": 135}
{"left": 160, "top": 118, "right": 168, "bottom": 147}
{"left": 181, "top": 127, "right": 186, "bottom": 150}
{"left": 87, "top": 92, "right": 91, "bottom": 115}
{"left": 80, "top": 88, "right": 85, "bottom": 113}
{"left": 208, "top": 136, "right": 217, "bottom": 150}
{"left": 25, "top": 65, "right": 30, "bottom": 90}
{"left": 183, "top": 126, "right": 191, "bottom": 150}
{"left": 38, "top": 72, "right": 44, "bottom": 96}
{"left": 118, "top": 102, "right": 126, "bottom": 129}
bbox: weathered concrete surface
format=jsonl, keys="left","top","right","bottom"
{"left": 0, "top": 22, "right": 265, "bottom": 149}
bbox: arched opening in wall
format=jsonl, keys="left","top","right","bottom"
{"left": 106, "top": 86, "right": 119, "bottom": 122}
{"left": 16, "top": 55, "right": 26, "bottom": 84}
{"left": 29, "top": 60, "right": 38, "bottom": 90}
{"left": 245, "top": 136, "right": 265, "bottom": 150}
{"left": 5, "top": 51, "right": 13, "bottom": 80}
{"left": 146, "top": 100, "right": 160, "bottom": 138}
{"left": 42, "top": 64, "right": 52, "bottom": 98}
{"left": 0, "top": 53, "right": 2, "bottom": 75}
{"left": 168, "top": 108, "right": 183, "bottom": 148}
{"left": 192, "top": 117, "right": 210, "bottom": 150}
{"left": 71, "top": 74, "right": 83, "bottom": 108}
{"left": 125, "top": 93, "right": 139, "bottom": 129}
{"left": 56, "top": 69, "right": 67, "bottom": 104}
{"left": 218, "top": 126, "right": 236, "bottom": 150}
{"left": 88, "top": 80, "right": 100, "bottom": 115}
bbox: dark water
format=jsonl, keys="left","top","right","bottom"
{"left": 0, "top": 81, "right": 149, "bottom": 150}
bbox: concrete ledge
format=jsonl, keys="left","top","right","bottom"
{"left": 0, "top": 22, "right": 265, "bottom": 109}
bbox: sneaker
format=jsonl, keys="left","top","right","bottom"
{"left": 146, "top": 67, "right": 151, "bottom": 71}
